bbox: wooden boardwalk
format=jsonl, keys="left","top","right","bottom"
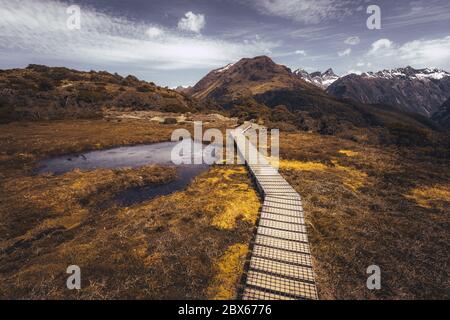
{"left": 230, "top": 124, "right": 318, "bottom": 300}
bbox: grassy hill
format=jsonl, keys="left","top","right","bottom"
{"left": 0, "top": 65, "right": 201, "bottom": 123}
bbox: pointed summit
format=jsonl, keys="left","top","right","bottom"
{"left": 323, "top": 68, "right": 337, "bottom": 77}
{"left": 293, "top": 68, "right": 340, "bottom": 89}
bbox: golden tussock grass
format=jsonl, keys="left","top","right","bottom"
{"left": 339, "top": 150, "right": 359, "bottom": 157}
{"left": 0, "top": 120, "right": 260, "bottom": 299}
{"left": 277, "top": 159, "right": 328, "bottom": 172}
{"left": 208, "top": 167, "right": 260, "bottom": 229}
{"left": 330, "top": 160, "right": 369, "bottom": 192}
{"left": 406, "top": 186, "right": 450, "bottom": 210}
{"left": 276, "top": 158, "right": 369, "bottom": 192}
{"left": 278, "top": 132, "right": 450, "bottom": 300}
{"left": 207, "top": 243, "right": 249, "bottom": 300}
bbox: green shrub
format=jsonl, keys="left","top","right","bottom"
{"left": 388, "top": 123, "right": 431, "bottom": 147}
{"left": 160, "top": 104, "right": 190, "bottom": 113}
{"left": 38, "top": 79, "right": 55, "bottom": 91}
{"left": 137, "top": 86, "right": 151, "bottom": 93}
{"left": 77, "top": 89, "right": 109, "bottom": 104}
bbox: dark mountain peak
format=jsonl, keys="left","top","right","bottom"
{"left": 293, "top": 68, "right": 340, "bottom": 89}
{"left": 293, "top": 68, "right": 309, "bottom": 77}
{"left": 323, "top": 68, "right": 336, "bottom": 77}
{"left": 240, "top": 55, "right": 276, "bottom": 65}
{"left": 233, "top": 55, "right": 290, "bottom": 74}
{"left": 208, "top": 56, "right": 286, "bottom": 78}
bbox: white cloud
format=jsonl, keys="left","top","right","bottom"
{"left": 397, "top": 37, "right": 450, "bottom": 65}
{"left": 365, "top": 36, "right": 450, "bottom": 70}
{"left": 295, "top": 50, "right": 307, "bottom": 56}
{"left": 338, "top": 48, "right": 351, "bottom": 57}
{"left": 146, "top": 26, "right": 164, "bottom": 38}
{"left": 368, "top": 39, "right": 394, "bottom": 55}
{"left": 356, "top": 62, "right": 365, "bottom": 67}
{"left": 344, "top": 36, "right": 360, "bottom": 45}
{"left": 250, "top": 0, "right": 360, "bottom": 24}
{"left": 346, "top": 69, "right": 362, "bottom": 75}
{"left": 0, "top": 0, "right": 277, "bottom": 71}
{"left": 177, "top": 11, "right": 206, "bottom": 34}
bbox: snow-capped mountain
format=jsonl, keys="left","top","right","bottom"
{"left": 327, "top": 66, "right": 450, "bottom": 117}
{"left": 173, "top": 85, "right": 192, "bottom": 94}
{"left": 361, "top": 67, "right": 450, "bottom": 81}
{"left": 294, "top": 68, "right": 340, "bottom": 89}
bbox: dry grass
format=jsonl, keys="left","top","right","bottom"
{"left": 0, "top": 120, "right": 260, "bottom": 299}
{"left": 207, "top": 243, "right": 249, "bottom": 300}
{"left": 208, "top": 167, "right": 260, "bottom": 229}
{"left": 279, "top": 132, "right": 450, "bottom": 299}
{"left": 339, "top": 150, "right": 359, "bottom": 157}
{"left": 405, "top": 186, "right": 450, "bottom": 210}
{"left": 278, "top": 160, "right": 328, "bottom": 172}
{"left": 0, "top": 119, "right": 178, "bottom": 159}
{"left": 1, "top": 119, "right": 448, "bottom": 300}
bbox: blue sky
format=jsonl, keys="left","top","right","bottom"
{"left": 1, "top": 0, "right": 450, "bottom": 87}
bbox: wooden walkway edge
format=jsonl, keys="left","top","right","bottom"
{"left": 231, "top": 124, "right": 319, "bottom": 300}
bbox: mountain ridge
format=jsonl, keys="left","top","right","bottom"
{"left": 327, "top": 66, "right": 450, "bottom": 117}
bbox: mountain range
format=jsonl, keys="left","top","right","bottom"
{"left": 186, "top": 56, "right": 443, "bottom": 145}
{"left": 1, "top": 56, "right": 449, "bottom": 138}
{"left": 327, "top": 67, "right": 450, "bottom": 117}
{"left": 202, "top": 60, "right": 450, "bottom": 120}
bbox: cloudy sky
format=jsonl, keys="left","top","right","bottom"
{"left": 1, "top": 0, "right": 450, "bottom": 87}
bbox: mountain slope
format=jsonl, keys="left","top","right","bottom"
{"left": 327, "top": 67, "right": 450, "bottom": 117}
{"left": 188, "top": 56, "right": 318, "bottom": 102}
{"left": 0, "top": 65, "right": 199, "bottom": 122}
{"left": 432, "top": 97, "right": 450, "bottom": 130}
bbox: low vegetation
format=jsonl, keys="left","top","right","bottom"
{"left": 279, "top": 132, "right": 450, "bottom": 299}
{"left": 0, "top": 120, "right": 260, "bottom": 299}
{"left": 0, "top": 118, "right": 448, "bottom": 300}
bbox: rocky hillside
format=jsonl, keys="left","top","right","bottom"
{"left": 0, "top": 65, "right": 200, "bottom": 122}
{"left": 432, "top": 97, "right": 450, "bottom": 130}
{"left": 327, "top": 67, "right": 450, "bottom": 117}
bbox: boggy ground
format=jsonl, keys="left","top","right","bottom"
{"left": 1, "top": 119, "right": 449, "bottom": 300}
{"left": 277, "top": 132, "right": 450, "bottom": 299}
{"left": 0, "top": 119, "right": 260, "bottom": 299}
